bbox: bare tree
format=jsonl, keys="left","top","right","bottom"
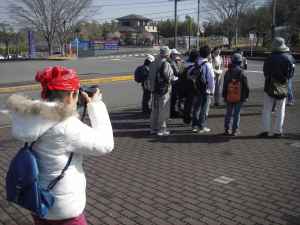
{"left": 204, "top": 0, "right": 254, "bottom": 47}
{"left": 55, "top": 0, "right": 94, "bottom": 55}
{"left": 9, "top": 0, "right": 93, "bottom": 55}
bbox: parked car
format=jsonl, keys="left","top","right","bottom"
{"left": 0, "top": 54, "right": 4, "bottom": 60}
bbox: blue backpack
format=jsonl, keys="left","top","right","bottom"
{"left": 6, "top": 142, "right": 73, "bottom": 218}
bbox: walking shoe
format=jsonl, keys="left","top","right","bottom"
{"left": 257, "top": 132, "right": 269, "bottom": 138}
{"left": 231, "top": 130, "right": 240, "bottom": 136}
{"left": 192, "top": 127, "right": 198, "bottom": 133}
{"left": 198, "top": 127, "right": 211, "bottom": 133}
{"left": 273, "top": 133, "right": 284, "bottom": 138}
{"left": 223, "top": 130, "right": 230, "bottom": 136}
{"left": 157, "top": 130, "right": 170, "bottom": 136}
{"left": 286, "top": 102, "right": 295, "bottom": 107}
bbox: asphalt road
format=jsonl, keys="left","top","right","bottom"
{"left": 0, "top": 56, "right": 146, "bottom": 84}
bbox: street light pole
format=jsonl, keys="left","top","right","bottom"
{"left": 271, "top": 0, "right": 277, "bottom": 41}
{"left": 197, "top": 0, "right": 200, "bottom": 50}
{"left": 235, "top": 0, "right": 238, "bottom": 47}
{"left": 174, "top": 0, "right": 178, "bottom": 49}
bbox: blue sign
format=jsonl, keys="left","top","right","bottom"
{"left": 28, "top": 31, "right": 36, "bottom": 58}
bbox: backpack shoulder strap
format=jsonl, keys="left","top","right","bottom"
{"left": 28, "top": 124, "right": 74, "bottom": 191}
{"left": 47, "top": 152, "right": 73, "bottom": 191}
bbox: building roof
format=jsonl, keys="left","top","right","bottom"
{"left": 116, "top": 14, "right": 152, "bottom": 22}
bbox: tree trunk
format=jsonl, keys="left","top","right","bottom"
{"left": 47, "top": 41, "right": 52, "bottom": 56}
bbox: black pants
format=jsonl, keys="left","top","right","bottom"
{"left": 142, "top": 87, "right": 151, "bottom": 113}
{"left": 170, "top": 82, "right": 179, "bottom": 115}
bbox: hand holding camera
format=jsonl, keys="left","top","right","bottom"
{"left": 79, "top": 85, "right": 102, "bottom": 105}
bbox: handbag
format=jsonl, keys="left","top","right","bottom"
{"left": 266, "top": 76, "right": 288, "bottom": 99}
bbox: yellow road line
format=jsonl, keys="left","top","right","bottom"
{"left": 0, "top": 75, "right": 134, "bottom": 94}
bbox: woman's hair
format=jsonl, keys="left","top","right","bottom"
{"left": 45, "top": 90, "right": 77, "bottom": 102}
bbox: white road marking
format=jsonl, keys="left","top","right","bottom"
{"left": 213, "top": 176, "right": 235, "bottom": 184}
{"left": 0, "top": 110, "right": 10, "bottom": 114}
{"left": 246, "top": 70, "right": 263, "bottom": 73}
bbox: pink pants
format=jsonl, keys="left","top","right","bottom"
{"left": 32, "top": 214, "right": 88, "bottom": 225}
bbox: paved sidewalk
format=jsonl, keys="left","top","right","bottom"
{"left": 0, "top": 83, "right": 299, "bottom": 225}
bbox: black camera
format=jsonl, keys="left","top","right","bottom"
{"left": 79, "top": 85, "right": 99, "bottom": 97}
{"left": 78, "top": 85, "right": 100, "bottom": 120}
{"left": 78, "top": 85, "right": 100, "bottom": 107}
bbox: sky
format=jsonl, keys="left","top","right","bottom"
{"left": 0, "top": 0, "right": 270, "bottom": 27}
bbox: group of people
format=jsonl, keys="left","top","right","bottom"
{"left": 4, "top": 36, "right": 295, "bottom": 225}
{"left": 135, "top": 37, "right": 295, "bottom": 137}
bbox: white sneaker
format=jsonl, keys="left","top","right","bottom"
{"left": 157, "top": 130, "right": 170, "bottom": 136}
{"left": 198, "top": 127, "right": 211, "bottom": 133}
{"left": 192, "top": 127, "right": 198, "bottom": 133}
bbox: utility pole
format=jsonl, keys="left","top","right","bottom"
{"left": 235, "top": 0, "right": 238, "bottom": 47}
{"left": 271, "top": 0, "right": 277, "bottom": 41}
{"left": 197, "top": 0, "right": 200, "bottom": 50}
{"left": 174, "top": 0, "right": 178, "bottom": 49}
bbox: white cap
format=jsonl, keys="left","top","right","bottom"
{"left": 171, "top": 49, "right": 181, "bottom": 55}
{"left": 146, "top": 54, "right": 155, "bottom": 62}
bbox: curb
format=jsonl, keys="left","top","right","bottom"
{"left": 0, "top": 75, "right": 134, "bottom": 94}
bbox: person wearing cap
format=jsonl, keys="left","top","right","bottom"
{"left": 258, "top": 37, "right": 295, "bottom": 138}
{"left": 135, "top": 54, "right": 155, "bottom": 114}
{"left": 222, "top": 53, "right": 249, "bottom": 136}
{"left": 212, "top": 47, "right": 223, "bottom": 106}
{"left": 7, "top": 66, "right": 114, "bottom": 224}
{"left": 169, "top": 48, "right": 183, "bottom": 118}
{"left": 149, "top": 46, "right": 175, "bottom": 136}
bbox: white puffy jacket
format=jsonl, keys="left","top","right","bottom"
{"left": 7, "top": 94, "right": 114, "bottom": 220}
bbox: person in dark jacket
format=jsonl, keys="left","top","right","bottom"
{"left": 139, "top": 54, "right": 155, "bottom": 114}
{"left": 223, "top": 53, "right": 249, "bottom": 136}
{"left": 258, "top": 37, "right": 295, "bottom": 138}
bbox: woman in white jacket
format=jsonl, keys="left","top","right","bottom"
{"left": 7, "top": 66, "right": 114, "bottom": 225}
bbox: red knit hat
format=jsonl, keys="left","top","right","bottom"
{"left": 35, "top": 66, "right": 80, "bottom": 99}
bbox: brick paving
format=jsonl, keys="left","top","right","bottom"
{"left": 0, "top": 83, "right": 299, "bottom": 225}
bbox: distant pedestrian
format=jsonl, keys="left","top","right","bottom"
{"left": 190, "top": 45, "right": 215, "bottom": 133}
{"left": 134, "top": 54, "right": 155, "bottom": 114}
{"left": 212, "top": 47, "right": 223, "bottom": 106}
{"left": 170, "top": 48, "right": 183, "bottom": 118}
{"left": 258, "top": 37, "right": 295, "bottom": 138}
{"left": 223, "top": 53, "right": 249, "bottom": 136}
{"left": 149, "top": 46, "right": 175, "bottom": 136}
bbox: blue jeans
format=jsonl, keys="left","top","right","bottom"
{"left": 192, "top": 94, "right": 209, "bottom": 129}
{"left": 287, "top": 79, "right": 295, "bottom": 104}
{"left": 224, "top": 102, "right": 242, "bottom": 131}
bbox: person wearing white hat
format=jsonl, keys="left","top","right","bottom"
{"left": 258, "top": 37, "right": 295, "bottom": 138}
{"left": 170, "top": 48, "right": 183, "bottom": 117}
{"left": 134, "top": 54, "right": 155, "bottom": 114}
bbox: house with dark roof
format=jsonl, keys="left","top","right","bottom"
{"left": 116, "top": 14, "right": 158, "bottom": 45}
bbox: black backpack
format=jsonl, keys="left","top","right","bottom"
{"left": 134, "top": 65, "right": 148, "bottom": 83}
{"left": 188, "top": 61, "right": 207, "bottom": 95}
